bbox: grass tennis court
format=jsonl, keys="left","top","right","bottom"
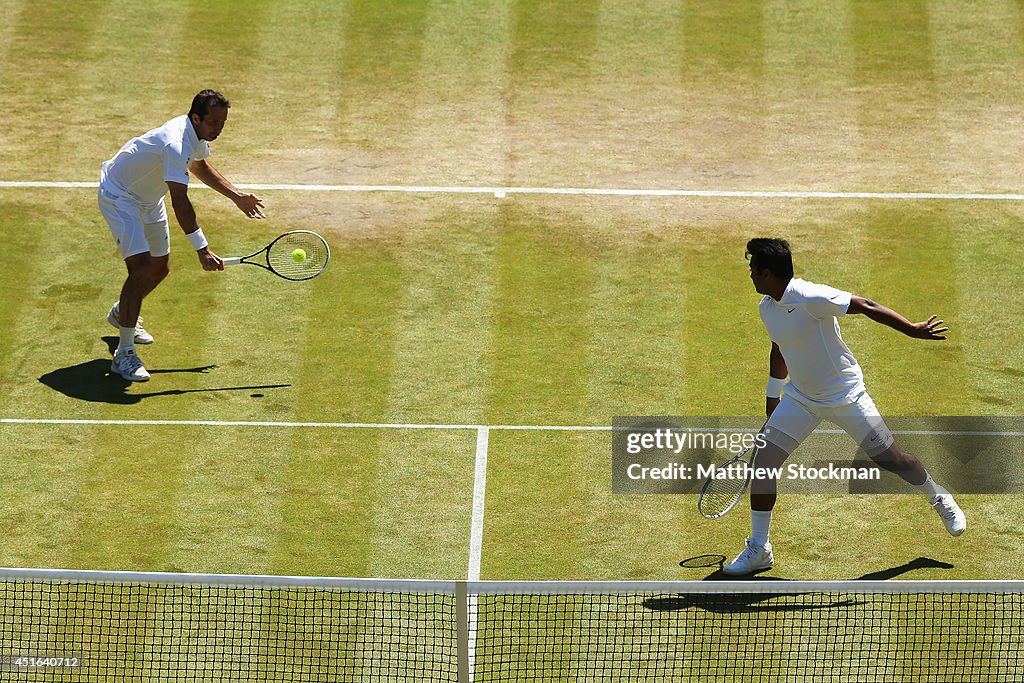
{"left": 2, "top": 0, "right": 1024, "bottom": 601}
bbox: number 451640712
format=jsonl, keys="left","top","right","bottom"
{"left": 9, "top": 656, "right": 82, "bottom": 668}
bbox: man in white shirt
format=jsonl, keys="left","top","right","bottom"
{"left": 723, "top": 238, "right": 966, "bottom": 576}
{"left": 98, "top": 89, "right": 265, "bottom": 381}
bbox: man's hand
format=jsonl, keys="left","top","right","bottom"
{"left": 197, "top": 246, "right": 224, "bottom": 271}
{"left": 234, "top": 193, "right": 266, "bottom": 219}
{"left": 906, "top": 314, "right": 949, "bottom": 340}
{"left": 849, "top": 296, "right": 949, "bottom": 340}
{"left": 766, "top": 396, "right": 780, "bottom": 417}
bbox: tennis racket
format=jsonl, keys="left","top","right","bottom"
{"left": 697, "top": 422, "right": 768, "bottom": 520}
{"left": 223, "top": 230, "right": 330, "bottom": 281}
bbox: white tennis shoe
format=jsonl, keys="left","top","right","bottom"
{"left": 931, "top": 494, "right": 966, "bottom": 536}
{"left": 722, "top": 538, "right": 774, "bottom": 576}
{"left": 111, "top": 348, "right": 150, "bottom": 382}
{"left": 107, "top": 302, "right": 154, "bottom": 344}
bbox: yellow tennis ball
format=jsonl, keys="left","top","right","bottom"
{"left": 292, "top": 248, "right": 307, "bottom": 263}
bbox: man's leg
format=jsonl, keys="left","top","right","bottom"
{"left": 869, "top": 442, "right": 927, "bottom": 485}
{"left": 110, "top": 216, "right": 170, "bottom": 342}
{"left": 722, "top": 442, "right": 791, "bottom": 576}
{"left": 109, "top": 253, "right": 166, "bottom": 382}
{"left": 100, "top": 193, "right": 165, "bottom": 347}
{"left": 723, "top": 397, "right": 818, "bottom": 575}
{"left": 834, "top": 394, "right": 966, "bottom": 536}
{"left": 100, "top": 191, "right": 156, "bottom": 381}
{"left": 869, "top": 442, "right": 965, "bottom": 535}
{"left": 118, "top": 252, "right": 169, "bottom": 331}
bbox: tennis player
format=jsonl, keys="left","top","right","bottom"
{"left": 98, "top": 89, "right": 265, "bottom": 381}
{"left": 724, "top": 238, "right": 966, "bottom": 576}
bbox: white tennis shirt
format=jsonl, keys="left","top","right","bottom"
{"left": 100, "top": 115, "right": 210, "bottom": 205}
{"left": 759, "top": 278, "right": 865, "bottom": 407}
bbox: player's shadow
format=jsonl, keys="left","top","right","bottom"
{"left": 39, "top": 358, "right": 290, "bottom": 405}
{"left": 645, "top": 556, "right": 955, "bottom": 614}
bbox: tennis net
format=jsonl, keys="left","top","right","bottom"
{"left": 1, "top": 568, "right": 1021, "bottom": 682}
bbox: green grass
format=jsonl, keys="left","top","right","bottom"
{"left": 1, "top": 190, "right": 1021, "bottom": 582}
{"left": 1, "top": 2, "right": 1024, "bottom": 676}
{"left": 0, "top": 201, "right": 1022, "bottom": 585}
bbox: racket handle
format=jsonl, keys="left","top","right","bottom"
{"left": 222, "top": 257, "right": 243, "bottom": 266}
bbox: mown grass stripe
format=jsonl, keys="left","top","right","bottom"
{"left": 927, "top": 0, "right": 1024, "bottom": 191}
{"left": 852, "top": 1, "right": 942, "bottom": 189}
{"left": 950, "top": 206, "right": 1024, "bottom": 413}
{"left": 235, "top": 1, "right": 350, "bottom": 165}
{"left": 485, "top": 204, "right": 595, "bottom": 425}
{"left": 0, "top": 0, "right": 24, "bottom": 75}
{"left": 405, "top": 1, "right": 513, "bottom": 185}
{"left": 678, "top": 1, "right": 768, "bottom": 176}
{"left": 509, "top": 0, "right": 599, "bottom": 86}
{"left": 682, "top": 0, "right": 766, "bottom": 79}
{"left": 0, "top": 1, "right": 107, "bottom": 177}
{"left": 367, "top": 206, "right": 497, "bottom": 579}
{"left": 333, "top": 0, "right": 430, "bottom": 169}
{"left": 762, "top": 0, "right": 860, "bottom": 186}
{"left": 381, "top": 209, "right": 496, "bottom": 424}
{"left": 506, "top": 0, "right": 599, "bottom": 184}
{"left": 293, "top": 243, "right": 404, "bottom": 579}
{"left": 853, "top": 208, "right": 965, "bottom": 414}
{"left": 0, "top": 215, "right": 118, "bottom": 569}
{"left": 582, "top": 237, "right": 690, "bottom": 418}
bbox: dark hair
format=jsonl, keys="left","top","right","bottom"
{"left": 745, "top": 238, "right": 794, "bottom": 279}
{"left": 188, "top": 89, "right": 230, "bottom": 119}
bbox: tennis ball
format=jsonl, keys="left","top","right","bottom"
{"left": 292, "top": 248, "right": 307, "bottom": 263}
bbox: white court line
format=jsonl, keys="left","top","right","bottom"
{"left": 3, "top": 180, "right": 1024, "bottom": 201}
{"left": 465, "top": 427, "right": 488, "bottom": 683}
{"left": 468, "top": 427, "right": 489, "bottom": 582}
{"left": 1, "top": 417, "right": 1021, "bottom": 437}
{"left": 0, "top": 418, "right": 602, "bottom": 431}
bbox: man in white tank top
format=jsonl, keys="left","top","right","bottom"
{"left": 723, "top": 238, "right": 966, "bottom": 576}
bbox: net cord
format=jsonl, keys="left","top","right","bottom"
{"left": 2, "top": 567, "right": 1022, "bottom": 595}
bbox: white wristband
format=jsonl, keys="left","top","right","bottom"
{"left": 186, "top": 228, "right": 208, "bottom": 251}
{"left": 766, "top": 376, "right": 786, "bottom": 399}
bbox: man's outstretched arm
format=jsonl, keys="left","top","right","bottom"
{"left": 167, "top": 181, "right": 223, "bottom": 271}
{"left": 189, "top": 159, "right": 265, "bottom": 219}
{"left": 847, "top": 296, "right": 949, "bottom": 340}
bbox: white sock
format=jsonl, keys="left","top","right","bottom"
{"left": 917, "top": 472, "right": 947, "bottom": 499}
{"left": 751, "top": 510, "right": 773, "bottom": 546}
{"left": 118, "top": 326, "right": 136, "bottom": 353}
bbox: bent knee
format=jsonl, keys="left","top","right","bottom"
{"left": 153, "top": 260, "right": 170, "bottom": 280}
{"left": 871, "top": 444, "right": 915, "bottom": 471}
{"left": 127, "top": 258, "right": 169, "bottom": 286}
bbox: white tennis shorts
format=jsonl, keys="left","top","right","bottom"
{"left": 98, "top": 179, "right": 170, "bottom": 259}
{"left": 764, "top": 391, "right": 895, "bottom": 457}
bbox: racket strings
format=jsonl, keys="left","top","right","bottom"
{"left": 698, "top": 449, "right": 757, "bottom": 518}
{"left": 267, "top": 232, "right": 330, "bottom": 280}
{"left": 699, "top": 477, "right": 749, "bottom": 516}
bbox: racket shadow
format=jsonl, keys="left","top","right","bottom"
{"left": 39, "top": 359, "right": 290, "bottom": 405}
